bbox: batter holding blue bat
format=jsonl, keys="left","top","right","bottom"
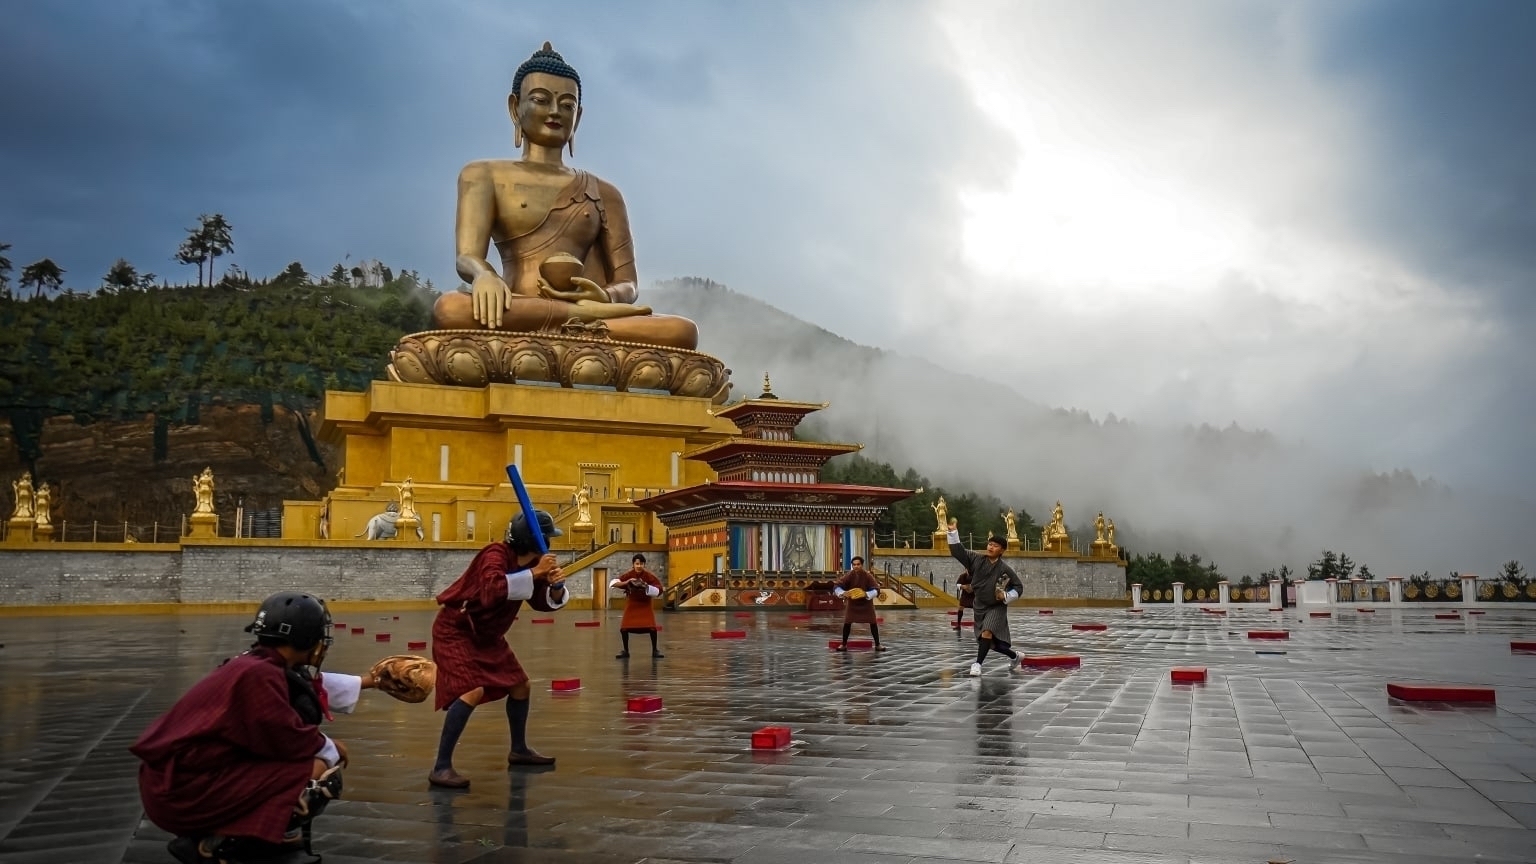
{"left": 426, "top": 467, "right": 568, "bottom": 789}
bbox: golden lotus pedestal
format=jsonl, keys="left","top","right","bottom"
{"left": 386, "top": 330, "right": 732, "bottom": 403}
{"left": 188, "top": 513, "right": 218, "bottom": 539}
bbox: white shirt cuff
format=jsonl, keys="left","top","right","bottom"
{"left": 609, "top": 578, "right": 624, "bottom": 589}
{"left": 315, "top": 735, "right": 341, "bottom": 767}
{"left": 833, "top": 587, "right": 846, "bottom": 597}
{"left": 645, "top": 584, "right": 660, "bottom": 598}
{"left": 544, "top": 583, "right": 570, "bottom": 610}
{"left": 946, "top": 530, "right": 960, "bottom": 543}
{"left": 505, "top": 568, "right": 535, "bottom": 601}
{"left": 321, "top": 673, "right": 363, "bottom": 714}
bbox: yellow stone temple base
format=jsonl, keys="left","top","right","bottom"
{"left": 1007, "top": 538, "right": 1022, "bottom": 552}
{"left": 296, "top": 379, "right": 739, "bottom": 545}
{"left": 930, "top": 531, "right": 947, "bottom": 550}
{"left": 3, "top": 518, "right": 35, "bottom": 545}
{"left": 187, "top": 513, "right": 218, "bottom": 539}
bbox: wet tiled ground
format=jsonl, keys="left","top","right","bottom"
{"left": 2, "top": 604, "right": 1534, "bottom": 864}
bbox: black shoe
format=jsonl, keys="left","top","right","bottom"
{"left": 875, "top": 645, "right": 887, "bottom": 651}
{"left": 835, "top": 644, "right": 847, "bottom": 652}
{"left": 651, "top": 651, "right": 665, "bottom": 658}
{"left": 615, "top": 651, "right": 630, "bottom": 659}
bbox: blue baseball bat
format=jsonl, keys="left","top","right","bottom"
{"left": 504, "top": 463, "right": 547, "bottom": 554}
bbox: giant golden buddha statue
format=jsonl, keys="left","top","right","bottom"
{"left": 388, "top": 43, "right": 729, "bottom": 400}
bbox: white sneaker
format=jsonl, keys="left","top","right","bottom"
{"left": 968, "top": 662, "right": 982, "bottom": 677}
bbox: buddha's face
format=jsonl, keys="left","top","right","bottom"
{"left": 510, "top": 71, "right": 582, "bottom": 148}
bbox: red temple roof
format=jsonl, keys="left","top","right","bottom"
{"left": 634, "top": 481, "right": 914, "bottom": 512}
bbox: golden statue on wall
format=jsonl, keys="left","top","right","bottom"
{"left": 33, "top": 483, "right": 52, "bottom": 530}
{"left": 573, "top": 484, "right": 593, "bottom": 527}
{"left": 1094, "top": 512, "right": 1107, "bottom": 543}
{"left": 1002, "top": 508, "right": 1020, "bottom": 541}
{"left": 1042, "top": 500, "right": 1068, "bottom": 551}
{"left": 192, "top": 468, "right": 216, "bottom": 514}
{"left": 10, "top": 472, "right": 34, "bottom": 521}
{"left": 931, "top": 496, "right": 948, "bottom": 533}
{"left": 389, "top": 477, "right": 420, "bottom": 525}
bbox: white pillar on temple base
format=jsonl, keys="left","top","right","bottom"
{"left": 1218, "top": 581, "right": 1231, "bottom": 605}
{"left": 1387, "top": 576, "right": 1404, "bottom": 605}
{"left": 1325, "top": 578, "right": 1339, "bottom": 606}
{"left": 1269, "top": 579, "right": 1283, "bottom": 611}
{"left": 1130, "top": 583, "right": 1143, "bottom": 609}
{"left": 1349, "top": 577, "right": 1364, "bottom": 604}
{"left": 1172, "top": 582, "right": 1185, "bottom": 607}
{"left": 1461, "top": 574, "right": 1478, "bottom": 606}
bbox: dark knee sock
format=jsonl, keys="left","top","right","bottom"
{"left": 994, "top": 639, "right": 1017, "bottom": 659}
{"left": 870, "top": 623, "right": 881, "bottom": 646}
{"left": 507, "top": 696, "right": 531, "bottom": 753}
{"left": 649, "top": 631, "right": 660, "bottom": 652}
{"left": 433, "top": 698, "right": 475, "bottom": 772}
{"left": 841, "top": 623, "right": 852, "bottom": 644}
{"left": 976, "top": 638, "right": 991, "bottom": 665}
{"left": 620, "top": 632, "right": 630, "bottom": 653}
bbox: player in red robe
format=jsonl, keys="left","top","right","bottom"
{"left": 428, "top": 509, "right": 568, "bottom": 789}
{"left": 609, "top": 553, "right": 664, "bottom": 659}
{"left": 832, "top": 556, "right": 884, "bottom": 651}
{"left": 131, "top": 591, "right": 348, "bottom": 864}
{"left": 955, "top": 569, "right": 975, "bottom": 629}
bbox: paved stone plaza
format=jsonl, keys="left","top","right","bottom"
{"left": 1, "top": 604, "right": 1533, "bottom": 864}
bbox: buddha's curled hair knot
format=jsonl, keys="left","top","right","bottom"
{"left": 513, "top": 41, "right": 582, "bottom": 102}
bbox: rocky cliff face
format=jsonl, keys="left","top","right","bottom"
{"left": 0, "top": 405, "right": 336, "bottom": 538}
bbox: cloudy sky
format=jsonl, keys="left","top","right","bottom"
{"left": 3, "top": 0, "right": 1533, "bottom": 504}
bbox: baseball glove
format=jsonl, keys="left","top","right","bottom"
{"left": 844, "top": 587, "right": 868, "bottom": 601}
{"left": 369, "top": 654, "right": 436, "bottom": 704}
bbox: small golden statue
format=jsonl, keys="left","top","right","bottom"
{"left": 390, "top": 477, "right": 420, "bottom": 524}
{"left": 33, "top": 483, "right": 52, "bottom": 530}
{"left": 1002, "top": 508, "right": 1019, "bottom": 541}
{"left": 10, "top": 472, "right": 34, "bottom": 521}
{"left": 573, "top": 484, "right": 593, "bottom": 527}
{"left": 1106, "top": 518, "right": 1117, "bottom": 547}
{"left": 192, "top": 468, "right": 216, "bottom": 514}
{"left": 1042, "top": 500, "right": 1068, "bottom": 551}
{"left": 931, "top": 496, "right": 949, "bottom": 533}
{"left": 1094, "top": 512, "right": 1107, "bottom": 544}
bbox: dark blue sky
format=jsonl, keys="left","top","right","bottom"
{"left": 2, "top": 0, "right": 1533, "bottom": 501}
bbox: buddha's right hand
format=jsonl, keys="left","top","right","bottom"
{"left": 471, "top": 273, "right": 512, "bottom": 328}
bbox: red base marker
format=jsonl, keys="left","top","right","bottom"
{"left": 1468, "top": 610, "right": 1485, "bottom": 615}
{"left": 1038, "top": 609, "right": 1054, "bottom": 615}
{"left": 751, "top": 726, "right": 792, "bottom": 750}
{"left": 350, "top": 627, "right": 364, "bottom": 635}
{"left": 1171, "top": 666, "right": 1207, "bottom": 683}
{"left": 1022, "top": 654, "right": 1081, "bottom": 669}
{"left": 1201, "top": 608, "right": 1228, "bottom": 615}
{"left": 375, "top": 633, "right": 390, "bottom": 642}
{"left": 1511, "top": 641, "right": 1536, "bottom": 652}
{"left": 1356, "top": 608, "right": 1375, "bottom": 613}
{"left": 1434, "top": 613, "right": 1461, "bottom": 620}
{"left": 1309, "top": 611, "right": 1332, "bottom": 618}
{"left": 575, "top": 621, "right": 601, "bottom": 628}
{"left": 407, "top": 640, "right": 427, "bottom": 650}
{"left": 1248, "top": 630, "right": 1289, "bottom": 639}
{"left": 531, "top": 618, "right": 555, "bottom": 624}
{"left": 830, "top": 639, "right": 874, "bottom": 650}
{"left": 626, "top": 695, "right": 663, "bottom": 714}
{"left": 711, "top": 630, "right": 747, "bottom": 639}
{"left": 1071, "top": 623, "right": 1107, "bottom": 632}
{"left": 333, "top": 623, "right": 346, "bottom": 629}
{"left": 1386, "top": 682, "right": 1494, "bottom": 703}
{"left": 1128, "top": 608, "right": 1144, "bottom": 613}
{"left": 550, "top": 678, "right": 581, "bottom": 692}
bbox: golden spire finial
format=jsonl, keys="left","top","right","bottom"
{"left": 762, "top": 372, "right": 773, "bottom": 395}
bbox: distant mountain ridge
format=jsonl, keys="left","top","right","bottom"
{"left": 647, "top": 277, "right": 1530, "bottom": 577}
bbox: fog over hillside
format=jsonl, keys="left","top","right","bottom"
{"left": 649, "top": 278, "right": 1532, "bottom": 579}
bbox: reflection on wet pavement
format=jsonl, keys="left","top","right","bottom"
{"left": 1, "top": 604, "right": 1533, "bottom": 863}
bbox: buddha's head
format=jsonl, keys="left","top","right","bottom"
{"left": 510, "top": 42, "right": 583, "bottom": 151}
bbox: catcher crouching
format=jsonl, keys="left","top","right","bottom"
{"left": 131, "top": 591, "right": 352, "bottom": 864}
{"left": 428, "top": 510, "right": 569, "bottom": 789}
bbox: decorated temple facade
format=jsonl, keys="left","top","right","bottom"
{"left": 635, "top": 377, "right": 913, "bottom": 607}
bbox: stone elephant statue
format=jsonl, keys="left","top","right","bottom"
{"left": 355, "top": 507, "right": 423, "bottom": 541}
